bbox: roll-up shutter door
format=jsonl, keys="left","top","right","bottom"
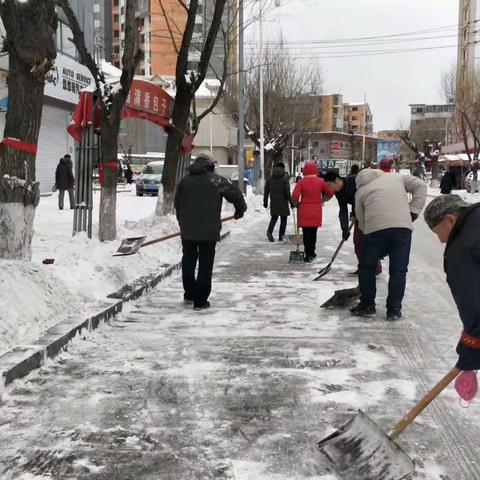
{"left": 36, "top": 105, "right": 73, "bottom": 193}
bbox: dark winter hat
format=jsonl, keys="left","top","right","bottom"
{"left": 276, "top": 162, "right": 285, "bottom": 169}
{"left": 195, "top": 153, "right": 215, "bottom": 172}
{"left": 424, "top": 194, "right": 470, "bottom": 229}
{"left": 324, "top": 170, "right": 342, "bottom": 183}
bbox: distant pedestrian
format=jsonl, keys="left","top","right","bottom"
{"left": 424, "top": 195, "right": 480, "bottom": 371}
{"left": 292, "top": 161, "right": 335, "bottom": 262}
{"left": 125, "top": 164, "right": 134, "bottom": 184}
{"left": 264, "top": 162, "right": 294, "bottom": 242}
{"left": 379, "top": 158, "right": 394, "bottom": 173}
{"left": 440, "top": 168, "right": 454, "bottom": 194}
{"left": 55, "top": 154, "right": 75, "bottom": 210}
{"left": 349, "top": 164, "right": 360, "bottom": 176}
{"left": 295, "top": 169, "right": 303, "bottom": 183}
{"left": 175, "top": 154, "right": 247, "bottom": 310}
{"left": 351, "top": 169, "right": 427, "bottom": 320}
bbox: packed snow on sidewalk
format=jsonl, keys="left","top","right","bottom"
{"left": 0, "top": 186, "right": 263, "bottom": 356}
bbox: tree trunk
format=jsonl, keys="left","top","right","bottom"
{"left": 99, "top": 119, "right": 119, "bottom": 241}
{"left": 431, "top": 156, "right": 439, "bottom": 182}
{"left": 0, "top": 0, "right": 56, "bottom": 259}
{"left": 156, "top": 90, "right": 192, "bottom": 216}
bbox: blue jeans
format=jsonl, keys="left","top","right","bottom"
{"left": 358, "top": 228, "right": 412, "bottom": 313}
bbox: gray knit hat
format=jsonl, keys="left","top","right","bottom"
{"left": 424, "top": 194, "right": 470, "bottom": 228}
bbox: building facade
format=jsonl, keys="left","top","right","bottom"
{"left": 0, "top": 2, "right": 95, "bottom": 193}
{"left": 343, "top": 102, "right": 373, "bottom": 135}
{"left": 409, "top": 103, "right": 455, "bottom": 147}
{"left": 111, "top": 0, "right": 236, "bottom": 81}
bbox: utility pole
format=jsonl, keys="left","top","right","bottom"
{"left": 237, "top": 0, "right": 245, "bottom": 193}
{"left": 258, "top": 0, "right": 265, "bottom": 195}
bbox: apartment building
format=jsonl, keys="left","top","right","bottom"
{"left": 343, "top": 102, "right": 373, "bottom": 135}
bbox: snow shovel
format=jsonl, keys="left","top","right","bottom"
{"left": 317, "top": 367, "right": 460, "bottom": 480}
{"left": 289, "top": 208, "right": 305, "bottom": 262}
{"left": 313, "top": 219, "right": 355, "bottom": 281}
{"left": 114, "top": 215, "right": 235, "bottom": 256}
{"left": 321, "top": 284, "right": 359, "bottom": 308}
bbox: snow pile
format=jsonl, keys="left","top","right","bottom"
{"left": 0, "top": 187, "right": 264, "bottom": 356}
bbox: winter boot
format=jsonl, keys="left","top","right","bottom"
{"left": 278, "top": 235, "right": 284, "bottom": 242}
{"left": 267, "top": 232, "right": 275, "bottom": 242}
{"left": 386, "top": 310, "right": 402, "bottom": 321}
{"left": 194, "top": 301, "right": 211, "bottom": 311}
{"left": 350, "top": 303, "right": 376, "bottom": 317}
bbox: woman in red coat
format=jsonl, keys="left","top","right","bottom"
{"left": 292, "top": 161, "right": 334, "bottom": 262}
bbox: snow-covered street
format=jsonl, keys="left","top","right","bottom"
{"left": 1, "top": 199, "right": 480, "bottom": 479}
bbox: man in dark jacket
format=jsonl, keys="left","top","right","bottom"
{"left": 263, "top": 162, "right": 294, "bottom": 242}
{"left": 440, "top": 168, "right": 454, "bottom": 194}
{"left": 55, "top": 154, "right": 75, "bottom": 210}
{"left": 175, "top": 154, "right": 247, "bottom": 310}
{"left": 325, "top": 169, "right": 381, "bottom": 275}
{"left": 424, "top": 195, "right": 480, "bottom": 370}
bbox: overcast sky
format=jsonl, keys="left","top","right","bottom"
{"left": 247, "top": 0, "right": 460, "bottom": 131}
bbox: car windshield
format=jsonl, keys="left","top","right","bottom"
{"left": 143, "top": 164, "right": 163, "bottom": 175}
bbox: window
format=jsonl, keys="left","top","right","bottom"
{"left": 114, "top": 0, "right": 119, "bottom": 5}
{"left": 114, "top": 45, "right": 120, "bottom": 54}
{"left": 313, "top": 141, "right": 319, "bottom": 148}
{"left": 352, "top": 106, "right": 358, "bottom": 112}
{"left": 114, "top": 30, "right": 120, "bottom": 38}
{"left": 56, "top": 21, "right": 78, "bottom": 59}
{"left": 114, "top": 14, "right": 120, "bottom": 23}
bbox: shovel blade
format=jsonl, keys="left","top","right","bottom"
{"left": 321, "top": 285, "right": 360, "bottom": 308}
{"left": 289, "top": 250, "right": 305, "bottom": 262}
{"left": 113, "top": 236, "right": 147, "bottom": 256}
{"left": 314, "top": 263, "right": 332, "bottom": 281}
{"left": 318, "top": 411, "right": 414, "bottom": 480}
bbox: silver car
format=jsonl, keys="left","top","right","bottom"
{"left": 136, "top": 161, "right": 163, "bottom": 196}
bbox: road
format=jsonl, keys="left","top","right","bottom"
{"left": 1, "top": 200, "right": 479, "bottom": 480}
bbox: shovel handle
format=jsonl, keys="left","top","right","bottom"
{"left": 329, "top": 219, "right": 356, "bottom": 263}
{"left": 390, "top": 367, "right": 460, "bottom": 440}
{"left": 140, "top": 215, "right": 236, "bottom": 249}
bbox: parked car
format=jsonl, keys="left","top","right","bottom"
{"left": 136, "top": 161, "right": 164, "bottom": 196}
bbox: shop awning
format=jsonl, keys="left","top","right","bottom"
{"left": 67, "top": 77, "right": 194, "bottom": 153}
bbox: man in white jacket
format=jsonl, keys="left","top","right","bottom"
{"left": 351, "top": 169, "right": 427, "bottom": 319}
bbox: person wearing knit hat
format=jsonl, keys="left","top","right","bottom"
{"left": 424, "top": 195, "right": 480, "bottom": 371}
{"left": 379, "top": 158, "right": 394, "bottom": 173}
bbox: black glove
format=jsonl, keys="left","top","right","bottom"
{"left": 234, "top": 211, "right": 244, "bottom": 220}
{"left": 290, "top": 202, "right": 295, "bottom": 209}
{"left": 410, "top": 212, "right": 419, "bottom": 222}
{"left": 342, "top": 229, "right": 350, "bottom": 241}
{"left": 263, "top": 202, "right": 268, "bottom": 209}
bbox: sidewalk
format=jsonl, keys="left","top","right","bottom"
{"left": 3, "top": 202, "right": 480, "bottom": 479}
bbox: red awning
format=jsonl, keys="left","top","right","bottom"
{"left": 67, "top": 78, "right": 194, "bottom": 152}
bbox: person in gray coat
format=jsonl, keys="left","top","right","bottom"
{"left": 263, "top": 162, "right": 294, "bottom": 242}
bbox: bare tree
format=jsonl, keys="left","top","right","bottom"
{"left": 56, "top": 0, "right": 142, "bottom": 241}
{"left": 442, "top": 65, "right": 480, "bottom": 165}
{"left": 244, "top": 41, "right": 323, "bottom": 177}
{"left": 0, "top": 0, "right": 57, "bottom": 259}
{"left": 153, "top": 0, "right": 235, "bottom": 215}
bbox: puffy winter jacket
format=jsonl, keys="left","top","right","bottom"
{"left": 355, "top": 169, "right": 427, "bottom": 235}
{"left": 175, "top": 161, "right": 247, "bottom": 242}
{"left": 55, "top": 158, "right": 74, "bottom": 190}
{"left": 444, "top": 203, "right": 480, "bottom": 370}
{"left": 264, "top": 166, "right": 293, "bottom": 216}
{"left": 335, "top": 174, "right": 357, "bottom": 231}
{"left": 292, "top": 161, "right": 334, "bottom": 227}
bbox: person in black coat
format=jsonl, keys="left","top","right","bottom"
{"left": 175, "top": 154, "right": 247, "bottom": 310}
{"left": 325, "top": 169, "right": 382, "bottom": 275}
{"left": 125, "top": 164, "right": 134, "bottom": 184}
{"left": 55, "top": 154, "right": 75, "bottom": 210}
{"left": 263, "top": 162, "right": 294, "bottom": 242}
{"left": 440, "top": 168, "right": 454, "bottom": 194}
{"left": 424, "top": 195, "right": 480, "bottom": 370}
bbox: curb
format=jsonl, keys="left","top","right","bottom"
{"left": 0, "top": 230, "right": 231, "bottom": 387}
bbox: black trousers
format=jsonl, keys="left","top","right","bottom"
{"left": 302, "top": 227, "right": 318, "bottom": 257}
{"left": 182, "top": 240, "right": 217, "bottom": 307}
{"left": 267, "top": 215, "right": 288, "bottom": 237}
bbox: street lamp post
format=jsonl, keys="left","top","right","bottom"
{"left": 237, "top": 0, "right": 245, "bottom": 194}
{"left": 258, "top": 0, "right": 265, "bottom": 195}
